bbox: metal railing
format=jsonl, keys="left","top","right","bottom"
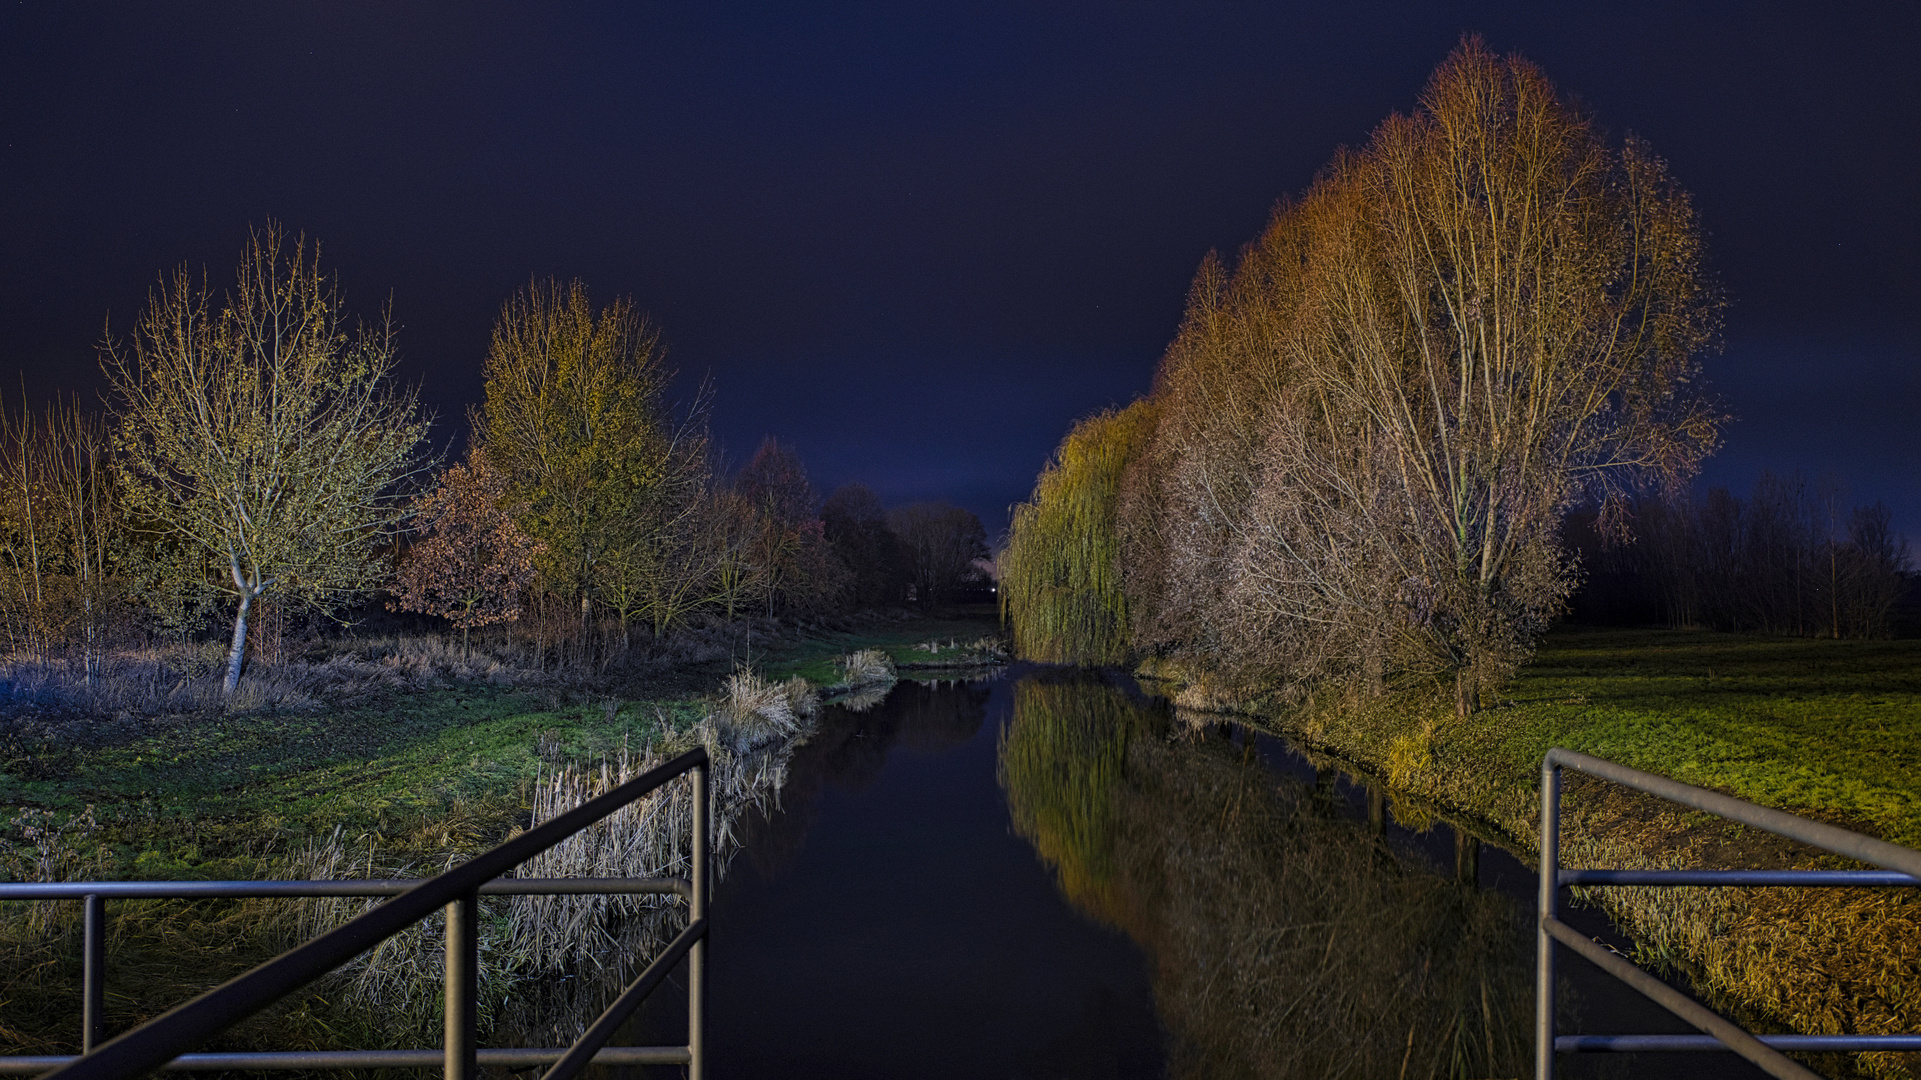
{"left": 1537, "top": 747, "right": 1921, "bottom": 1080}
{"left": 0, "top": 745, "right": 712, "bottom": 1080}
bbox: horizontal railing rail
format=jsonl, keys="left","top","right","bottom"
{"left": 0, "top": 877, "right": 691, "bottom": 900}
{"left": 1537, "top": 746, "right": 1921, "bottom": 1080}
{"left": 1, "top": 744, "right": 711, "bottom": 1080}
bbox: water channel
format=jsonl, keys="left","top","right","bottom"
{"left": 624, "top": 668, "right": 1774, "bottom": 1078}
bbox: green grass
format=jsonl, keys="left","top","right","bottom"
{"left": 0, "top": 613, "right": 1000, "bottom": 1053}
{"left": 1478, "top": 627, "right": 1921, "bottom": 847}
{"left": 2, "top": 612, "right": 1001, "bottom": 878}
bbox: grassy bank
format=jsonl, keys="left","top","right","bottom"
{"left": 0, "top": 611, "right": 999, "bottom": 1055}
{"left": 1145, "top": 626, "right": 1921, "bottom": 1079}
{"left": 759, "top": 608, "right": 1005, "bottom": 688}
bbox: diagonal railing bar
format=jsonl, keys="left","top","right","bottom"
{"left": 539, "top": 916, "right": 706, "bottom": 1080}
{"left": 1537, "top": 746, "right": 1921, "bottom": 1080}
{"left": 24, "top": 744, "right": 709, "bottom": 1080}
{"left": 1548, "top": 748, "right": 1921, "bottom": 878}
{"left": 1541, "top": 918, "right": 1820, "bottom": 1080}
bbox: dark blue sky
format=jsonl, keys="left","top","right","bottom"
{"left": 3, "top": 2, "right": 1917, "bottom": 539}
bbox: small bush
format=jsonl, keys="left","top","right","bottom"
{"left": 834, "top": 648, "right": 896, "bottom": 689}
{"left": 715, "top": 667, "right": 819, "bottom": 753}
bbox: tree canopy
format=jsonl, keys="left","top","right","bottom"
{"left": 1008, "top": 39, "right": 1722, "bottom": 711}
{"left": 477, "top": 279, "right": 675, "bottom": 620}
{"left": 103, "top": 224, "right": 428, "bottom": 692}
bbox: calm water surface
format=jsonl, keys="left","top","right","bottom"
{"left": 624, "top": 669, "right": 1771, "bottom": 1079}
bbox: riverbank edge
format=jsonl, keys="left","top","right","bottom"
{"left": 0, "top": 612, "right": 1005, "bottom": 1054}
{"left": 1133, "top": 658, "right": 1921, "bottom": 1080}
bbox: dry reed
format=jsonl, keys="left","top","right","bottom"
{"left": 833, "top": 648, "right": 896, "bottom": 690}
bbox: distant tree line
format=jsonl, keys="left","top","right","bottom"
{"left": 1002, "top": 40, "right": 1723, "bottom": 713}
{"left": 1565, "top": 475, "right": 1910, "bottom": 638}
{"left": 0, "top": 226, "right": 989, "bottom": 691}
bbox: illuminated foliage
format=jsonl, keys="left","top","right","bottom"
{"left": 102, "top": 224, "right": 428, "bottom": 692}
{"left": 1000, "top": 402, "right": 1156, "bottom": 666}
{"left": 477, "top": 279, "right": 674, "bottom": 620}
{"left": 1083, "top": 39, "right": 1721, "bottom": 711}
{"left": 0, "top": 396, "right": 125, "bottom": 675}
{"left": 393, "top": 450, "right": 540, "bottom": 648}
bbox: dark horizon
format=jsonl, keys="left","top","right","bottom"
{"left": 4, "top": 3, "right": 1917, "bottom": 540}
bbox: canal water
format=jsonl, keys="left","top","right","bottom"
{"left": 625, "top": 668, "right": 1773, "bottom": 1078}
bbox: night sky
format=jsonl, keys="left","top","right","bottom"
{"left": 4, "top": 3, "right": 1917, "bottom": 540}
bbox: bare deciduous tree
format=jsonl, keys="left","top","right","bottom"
{"left": 889, "top": 501, "right": 988, "bottom": 609}
{"left": 1106, "top": 39, "right": 1721, "bottom": 712}
{"left": 104, "top": 224, "right": 428, "bottom": 693}
{"left": 0, "top": 395, "right": 124, "bottom": 675}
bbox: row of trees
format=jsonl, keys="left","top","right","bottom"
{"left": 1003, "top": 40, "right": 1724, "bottom": 712}
{"left": 1568, "top": 475, "right": 1909, "bottom": 638}
{"left": 0, "top": 226, "right": 990, "bottom": 692}
{"left": 398, "top": 276, "right": 989, "bottom": 652}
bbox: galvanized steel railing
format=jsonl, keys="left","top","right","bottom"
{"left": 0, "top": 744, "right": 712, "bottom": 1080}
{"left": 1537, "top": 747, "right": 1921, "bottom": 1080}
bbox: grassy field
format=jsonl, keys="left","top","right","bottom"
{"left": 1457, "top": 626, "right": 1921, "bottom": 846}
{"left": 761, "top": 609, "right": 1004, "bottom": 687}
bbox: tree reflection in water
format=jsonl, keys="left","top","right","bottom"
{"left": 999, "top": 673, "right": 1530, "bottom": 1079}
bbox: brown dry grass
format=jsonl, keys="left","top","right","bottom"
{"left": 832, "top": 648, "right": 896, "bottom": 690}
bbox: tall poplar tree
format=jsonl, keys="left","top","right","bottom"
{"left": 476, "top": 279, "right": 674, "bottom": 624}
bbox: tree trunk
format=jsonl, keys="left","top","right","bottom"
{"left": 1455, "top": 667, "right": 1474, "bottom": 717}
{"left": 224, "top": 589, "right": 253, "bottom": 695}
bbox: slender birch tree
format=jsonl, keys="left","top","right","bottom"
{"left": 103, "top": 224, "right": 429, "bottom": 693}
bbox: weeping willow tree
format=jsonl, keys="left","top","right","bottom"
{"left": 1000, "top": 401, "right": 1156, "bottom": 665}
{"left": 996, "top": 679, "right": 1136, "bottom": 924}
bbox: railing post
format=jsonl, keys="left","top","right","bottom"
{"left": 689, "top": 761, "right": 708, "bottom": 1080}
{"left": 444, "top": 892, "right": 478, "bottom": 1080}
{"left": 82, "top": 894, "right": 105, "bottom": 1052}
{"left": 1536, "top": 756, "right": 1561, "bottom": 1080}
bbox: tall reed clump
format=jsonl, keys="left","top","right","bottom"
{"left": 714, "top": 666, "right": 819, "bottom": 753}
{"left": 834, "top": 648, "right": 896, "bottom": 691}
{"left": 264, "top": 706, "right": 813, "bottom": 1050}
{"left": 1000, "top": 401, "right": 1157, "bottom": 666}
{"left": 498, "top": 709, "right": 810, "bottom": 1046}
